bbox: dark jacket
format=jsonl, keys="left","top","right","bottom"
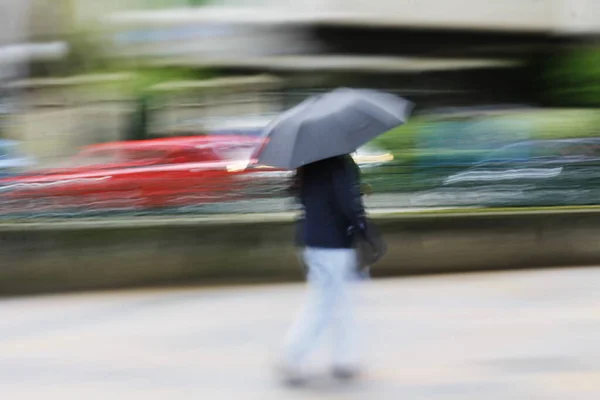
{"left": 293, "top": 155, "right": 367, "bottom": 249}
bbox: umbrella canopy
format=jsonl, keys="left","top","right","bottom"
{"left": 256, "top": 88, "right": 413, "bottom": 169}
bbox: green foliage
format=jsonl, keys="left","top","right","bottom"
{"left": 127, "top": 67, "right": 215, "bottom": 95}
{"left": 373, "top": 109, "right": 600, "bottom": 159}
{"left": 372, "top": 118, "right": 423, "bottom": 156}
{"left": 545, "top": 47, "right": 600, "bottom": 107}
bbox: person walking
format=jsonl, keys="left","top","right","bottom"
{"left": 252, "top": 88, "right": 413, "bottom": 384}
{"left": 279, "top": 154, "right": 368, "bottom": 384}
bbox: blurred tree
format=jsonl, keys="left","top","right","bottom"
{"left": 123, "top": 68, "right": 214, "bottom": 140}
{"left": 545, "top": 46, "right": 600, "bottom": 107}
{"left": 125, "top": 93, "right": 150, "bottom": 141}
{"left": 27, "top": 0, "right": 218, "bottom": 140}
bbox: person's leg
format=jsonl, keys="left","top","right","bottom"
{"left": 330, "top": 249, "right": 362, "bottom": 377}
{"left": 281, "top": 247, "right": 344, "bottom": 371}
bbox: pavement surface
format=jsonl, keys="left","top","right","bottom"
{"left": 1, "top": 267, "right": 599, "bottom": 399}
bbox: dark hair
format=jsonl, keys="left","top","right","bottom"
{"left": 288, "top": 154, "right": 360, "bottom": 198}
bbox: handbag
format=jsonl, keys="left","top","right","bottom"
{"left": 353, "top": 218, "right": 387, "bottom": 269}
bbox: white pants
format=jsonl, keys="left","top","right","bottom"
{"left": 282, "top": 247, "right": 361, "bottom": 368}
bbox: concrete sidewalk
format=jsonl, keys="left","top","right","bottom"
{"left": 0, "top": 267, "right": 599, "bottom": 399}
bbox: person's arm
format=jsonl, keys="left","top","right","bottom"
{"left": 332, "top": 160, "right": 367, "bottom": 236}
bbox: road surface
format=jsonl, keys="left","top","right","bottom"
{"left": 1, "top": 267, "right": 599, "bottom": 399}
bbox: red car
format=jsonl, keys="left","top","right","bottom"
{"left": 0, "top": 135, "right": 290, "bottom": 213}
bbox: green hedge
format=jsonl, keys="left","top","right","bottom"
{"left": 545, "top": 47, "right": 600, "bottom": 107}
{"left": 373, "top": 109, "right": 600, "bottom": 158}
{"left": 365, "top": 109, "right": 600, "bottom": 193}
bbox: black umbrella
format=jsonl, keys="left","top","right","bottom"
{"left": 256, "top": 88, "right": 413, "bottom": 169}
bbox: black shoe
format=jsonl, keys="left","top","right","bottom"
{"left": 275, "top": 362, "right": 306, "bottom": 387}
{"left": 332, "top": 366, "right": 361, "bottom": 381}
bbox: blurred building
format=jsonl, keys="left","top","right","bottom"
{"left": 104, "top": 0, "right": 600, "bottom": 107}
{"left": 2, "top": 74, "right": 133, "bottom": 165}
{"left": 0, "top": 0, "right": 71, "bottom": 81}
{"left": 3, "top": 0, "right": 599, "bottom": 164}
{"left": 147, "top": 75, "right": 284, "bottom": 136}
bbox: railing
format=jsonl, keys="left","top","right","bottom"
{"left": 1, "top": 160, "right": 599, "bottom": 219}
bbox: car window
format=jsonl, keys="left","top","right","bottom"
{"left": 479, "top": 142, "right": 533, "bottom": 163}
{"left": 0, "top": 144, "right": 14, "bottom": 159}
{"left": 73, "top": 148, "right": 169, "bottom": 167}
{"left": 528, "top": 142, "right": 567, "bottom": 159}
{"left": 584, "top": 143, "right": 600, "bottom": 158}
{"left": 555, "top": 142, "right": 600, "bottom": 159}
{"left": 480, "top": 141, "right": 600, "bottom": 163}
{"left": 190, "top": 146, "right": 221, "bottom": 162}
{"left": 167, "top": 147, "right": 222, "bottom": 163}
{"left": 122, "top": 149, "right": 167, "bottom": 163}
{"left": 212, "top": 143, "right": 256, "bottom": 161}
{"left": 73, "top": 149, "right": 122, "bottom": 166}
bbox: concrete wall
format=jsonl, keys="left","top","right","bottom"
{"left": 5, "top": 77, "right": 133, "bottom": 165}
{"left": 107, "top": 0, "right": 600, "bottom": 34}
{"left": 9, "top": 103, "right": 131, "bottom": 164}
{"left": 0, "top": 0, "right": 31, "bottom": 81}
{"left": 149, "top": 76, "right": 284, "bottom": 134}
{"left": 4, "top": 75, "right": 282, "bottom": 163}
{"left": 2, "top": 210, "right": 600, "bottom": 296}
{"left": 322, "top": 0, "right": 600, "bottom": 33}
